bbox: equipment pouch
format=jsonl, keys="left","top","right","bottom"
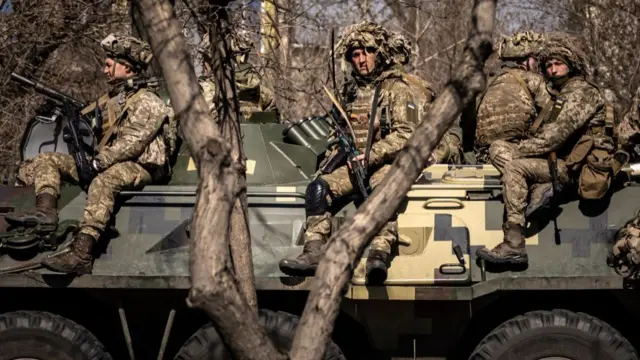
{"left": 571, "top": 134, "right": 628, "bottom": 200}
{"left": 565, "top": 134, "right": 594, "bottom": 170}
{"left": 320, "top": 147, "right": 347, "bottom": 174}
{"left": 579, "top": 147, "right": 612, "bottom": 200}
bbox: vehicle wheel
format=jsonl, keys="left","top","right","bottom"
{"left": 0, "top": 310, "right": 112, "bottom": 360}
{"left": 175, "top": 309, "right": 346, "bottom": 360}
{"left": 470, "top": 309, "right": 638, "bottom": 360}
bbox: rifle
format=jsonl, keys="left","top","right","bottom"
{"left": 548, "top": 151, "right": 562, "bottom": 244}
{"left": 11, "top": 72, "right": 97, "bottom": 190}
{"left": 321, "top": 86, "right": 370, "bottom": 199}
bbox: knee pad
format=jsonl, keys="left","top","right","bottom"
{"left": 305, "top": 177, "right": 331, "bottom": 216}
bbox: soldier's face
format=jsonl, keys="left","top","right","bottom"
{"left": 545, "top": 58, "right": 570, "bottom": 78}
{"left": 103, "top": 58, "right": 134, "bottom": 83}
{"left": 350, "top": 47, "right": 377, "bottom": 76}
{"left": 527, "top": 57, "right": 538, "bottom": 72}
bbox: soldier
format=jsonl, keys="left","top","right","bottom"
{"left": 6, "top": 34, "right": 176, "bottom": 275}
{"left": 617, "top": 87, "right": 640, "bottom": 152}
{"left": 471, "top": 31, "right": 551, "bottom": 169}
{"left": 196, "top": 31, "right": 278, "bottom": 122}
{"left": 475, "top": 31, "right": 554, "bottom": 217}
{"left": 476, "top": 32, "right": 615, "bottom": 265}
{"left": 610, "top": 88, "right": 640, "bottom": 268}
{"left": 278, "top": 21, "right": 460, "bottom": 284}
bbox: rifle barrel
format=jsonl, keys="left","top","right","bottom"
{"left": 10, "top": 72, "right": 85, "bottom": 108}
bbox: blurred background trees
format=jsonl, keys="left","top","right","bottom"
{"left": 1, "top": 0, "right": 638, "bottom": 181}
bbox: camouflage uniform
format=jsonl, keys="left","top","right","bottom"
{"left": 280, "top": 21, "right": 461, "bottom": 283}
{"left": 196, "top": 31, "right": 277, "bottom": 122}
{"left": 610, "top": 88, "right": 640, "bottom": 267}
{"left": 7, "top": 34, "right": 175, "bottom": 275}
{"left": 617, "top": 87, "right": 640, "bottom": 150}
{"left": 477, "top": 32, "right": 610, "bottom": 265}
{"left": 470, "top": 31, "right": 551, "bottom": 166}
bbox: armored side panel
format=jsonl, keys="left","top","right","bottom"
{"left": 21, "top": 117, "right": 95, "bottom": 161}
{"left": 169, "top": 120, "right": 332, "bottom": 186}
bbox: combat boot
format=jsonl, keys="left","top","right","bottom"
{"left": 366, "top": 250, "right": 390, "bottom": 285}
{"left": 41, "top": 233, "right": 95, "bottom": 275}
{"left": 476, "top": 222, "right": 528, "bottom": 264}
{"left": 279, "top": 240, "right": 325, "bottom": 276}
{"left": 4, "top": 193, "right": 58, "bottom": 228}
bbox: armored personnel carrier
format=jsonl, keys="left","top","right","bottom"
{"left": 1, "top": 106, "right": 640, "bottom": 360}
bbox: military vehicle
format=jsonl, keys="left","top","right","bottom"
{"left": 1, "top": 88, "right": 640, "bottom": 359}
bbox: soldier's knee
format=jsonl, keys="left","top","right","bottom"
{"left": 305, "top": 177, "right": 332, "bottom": 216}
{"left": 89, "top": 170, "right": 119, "bottom": 191}
{"left": 489, "top": 140, "right": 511, "bottom": 158}
{"left": 503, "top": 159, "right": 528, "bottom": 176}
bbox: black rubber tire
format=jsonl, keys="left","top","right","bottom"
{"left": 174, "top": 309, "right": 346, "bottom": 360}
{"left": 470, "top": 309, "right": 638, "bottom": 360}
{"left": 0, "top": 310, "right": 113, "bottom": 360}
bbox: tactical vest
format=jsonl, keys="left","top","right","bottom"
{"left": 343, "top": 72, "right": 413, "bottom": 152}
{"left": 475, "top": 69, "right": 538, "bottom": 148}
{"left": 82, "top": 87, "right": 178, "bottom": 176}
{"left": 345, "top": 80, "right": 380, "bottom": 151}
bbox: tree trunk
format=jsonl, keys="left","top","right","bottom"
{"left": 133, "top": 0, "right": 283, "bottom": 359}
{"left": 207, "top": 7, "right": 259, "bottom": 313}
{"left": 289, "top": 1, "right": 497, "bottom": 359}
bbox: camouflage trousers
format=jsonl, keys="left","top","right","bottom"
{"left": 17, "top": 153, "right": 152, "bottom": 239}
{"left": 305, "top": 164, "right": 397, "bottom": 255}
{"left": 490, "top": 140, "right": 570, "bottom": 225}
{"left": 434, "top": 133, "right": 462, "bottom": 164}
{"left": 488, "top": 140, "right": 521, "bottom": 175}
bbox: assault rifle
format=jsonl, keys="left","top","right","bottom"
{"left": 326, "top": 107, "right": 370, "bottom": 199}
{"left": 11, "top": 72, "right": 97, "bottom": 190}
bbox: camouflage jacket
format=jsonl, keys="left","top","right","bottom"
{"left": 617, "top": 87, "right": 640, "bottom": 148}
{"left": 95, "top": 87, "right": 174, "bottom": 175}
{"left": 199, "top": 63, "right": 277, "bottom": 122}
{"left": 340, "top": 67, "right": 417, "bottom": 167}
{"left": 475, "top": 63, "right": 552, "bottom": 150}
{"left": 341, "top": 67, "right": 461, "bottom": 166}
{"left": 516, "top": 76, "right": 606, "bottom": 159}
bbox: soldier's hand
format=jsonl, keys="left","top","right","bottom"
{"left": 348, "top": 154, "right": 366, "bottom": 169}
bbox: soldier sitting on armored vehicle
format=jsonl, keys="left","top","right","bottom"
{"left": 278, "top": 21, "right": 462, "bottom": 284}
{"left": 611, "top": 87, "right": 640, "bottom": 267}
{"left": 196, "top": 30, "right": 279, "bottom": 123}
{"left": 476, "top": 31, "right": 558, "bottom": 217}
{"left": 5, "top": 34, "right": 176, "bottom": 275}
{"left": 476, "top": 32, "right": 623, "bottom": 266}
{"left": 470, "top": 31, "right": 551, "bottom": 167}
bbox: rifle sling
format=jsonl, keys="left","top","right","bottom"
{"left": 530, "top": 96, "right": 566, "bottom": 134}
{"left": 80, "top": 93, "right": 110, "bottom": 116}
{"left": 364, "top": 84, "right": 382, "bottom": 169}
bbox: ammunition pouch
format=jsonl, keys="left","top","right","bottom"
{"left": 319, "top": 147, "right": 347, "bottom": 174}
{"left": 566, "top": 132, "right": 629, "bottom": 200}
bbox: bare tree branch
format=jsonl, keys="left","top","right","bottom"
{"left": 132, "top": 0, "right": 284, "bottom": 358}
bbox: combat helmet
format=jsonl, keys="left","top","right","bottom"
{"left": 540, "top": 31, "right": 590, "bottom": 76}
{"left": 197, "top": 30, "right": 254, "bottom": 64}
{"left": 334, "top": 20, "right": 411, "bottom": 75}
{"left": 101, "top": 34, "right": 153, "bottom": 72}
{"left": 498, "top": 31, "right": 546, "bottom": 60}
